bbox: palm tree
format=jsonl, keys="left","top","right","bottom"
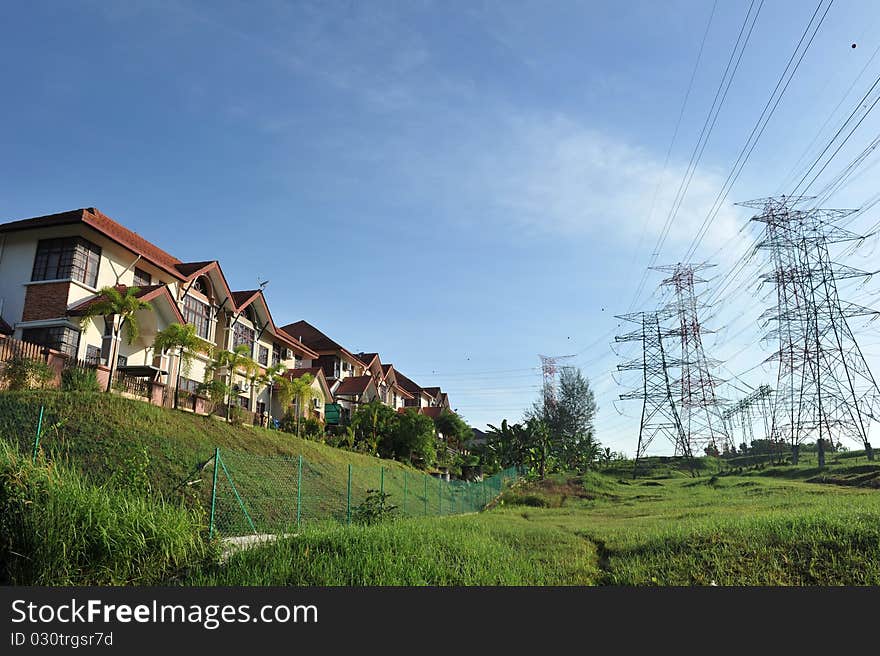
{"left": 152, "top": 322, "right": 211, "bottom": 409}
{"left": 207, "top": 344, "right": 255, "bottom": 422}
{"left": 289, "top": 373, "right": 322, "bottom": 438}
{"left": 256, "top": 363, "right": 287, "bottom": 428}
{"left": 78, "top": 286, "right": 153, "bottom": 392}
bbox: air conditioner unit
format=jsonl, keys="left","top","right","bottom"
{"left": 285, "top": 348, "right": 295, "bottom": 360}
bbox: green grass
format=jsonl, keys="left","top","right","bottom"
{"left": 490, "top": 469, "right": 880, "bottom": 585}
{"left": 185, "top": 514, "right": 598, "bottom": 586}
{"left": 5, "top": 392, "right": 880, "bottom": 586}
{"left": 0, "top": 441, "right": 214, "bottom": 585}
{"left": 0, "top": 390, "right": 435, "bottom": 534}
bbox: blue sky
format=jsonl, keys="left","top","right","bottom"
{"left": 4, "top": 1, "right": 880, "bottom": 453}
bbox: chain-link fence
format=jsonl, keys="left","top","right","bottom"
{"left": 209, "top": 447, "right": 520, "bottom": 538}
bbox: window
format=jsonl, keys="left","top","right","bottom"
{"left": 117, "top": 354, "right": 128, "bottom": 368}
{"left": 85, "top": 344, "right": 102, "bottom": 365}
{"left": 258, "top": 344, "right": 269, "bottom": 366}
{"left": 179, "top": 377, "right": 199, "bottom": 393}
{"left": 238, "top": 396, "right": 250, "bottom": 410}
{"left": 271, "top": 344, "right": 282, "bottom": 367}
{"left": 233, "top": 322, "right": 255, "bottom": 350}
{"left": 183, "top": 295, "right": 211, "bottom": 340}
{"left": 21, "top": 326, "right": 81, "bottom": 358}
{"left": 256, "top": 401, "right": 266, "bottom": 416}
{"left": 133, "top": 267, "right": 151, "bottom": 288}
{"left": 31, "top": 238, "right": 101, "bottom": 287}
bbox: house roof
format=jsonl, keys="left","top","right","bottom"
{"left": 280, "top": 320, "right": 341, "bottom": 352}
{"left": 282, "top": 367, "right": 333, "bottom": 403}
{"left": 0, "top": 208, "right": 185, "bottom": 279}
{"left": 283, "top": 366, "right": 323, "bottom": 379}
{"left": 67, "top": 284, "right": 186, "bottom": 324}
{"left": 381, "top": 363, "right": 393, "bottom": 376}
{"left": 0, "top": 316, "right": 13, "bottom": 335}
{"left": 231, "top": 290, "right": 262, "bottom": 311}
{"left": 354, "top": 352, "right": 380, "bottom": 368}
{"left": 422, "top": 386, "right": 442, "bottom": 397}
{"left": 334, "top": 375, "right": 373, "bottom": 396}
{"left": 175, "top": 261, "right": 215, "bottom": 278}
{"left": 280, "top": 320, "right": 358, "bottom": 363}
{"left": 394, "top": 385, "right": 415, "bottom": 400}
{"left": 394, "top": 370, "right": 423, "bottom": 396}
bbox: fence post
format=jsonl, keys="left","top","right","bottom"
{"left": 347, "top": 464, "right": 352, "bottom": 526}
{"left": 32, "top": 404, "right": 45, "bottom": 464}
{"left": 424, "top": 475, "right": 428, "bottom": 516}
{"left": 380, "top": 466, "right": 385, "bottom": 495}
{"left": 438, "top": 476, "right": 442, "bottom": 515}
{"left": 208, "top": 447, "right": 220, "bottom": 539}
{"left": 297, "top": 455, "right": 303, "bottom": 528}
{"left": 403, "top": 471, "right": 407, "bottom": 516}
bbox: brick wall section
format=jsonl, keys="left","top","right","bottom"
{"left": 21, "top": 282, "right": 71, "bottom": 321}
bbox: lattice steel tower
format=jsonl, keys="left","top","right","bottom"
{"left": 652, "top": 263, "right": 731, "bottom": 455}
{"left": 616, "top": 310, "right": 689, "bottom": 473}
{"left": 741, "top": 195, "right": 880, "bottom": 460}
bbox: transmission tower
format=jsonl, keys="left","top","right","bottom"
{"left": 615, "top": 310, "right": 690, "bottom": 474}
{"left": 721, "top": 384, "right": 773, "bottom": 451}
{"left": 653, "top": 262, "right": 731, "bottom": 455}
{"left": 741, "top": 195, "right": 880, "bottom": 460}
{"left": 538, "top": 353, "right": 576, "bottom": 407}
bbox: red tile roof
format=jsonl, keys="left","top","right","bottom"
{"left": 0, "top": 316, "right": 13, "bottom": 335}
{"left": 354, "top": 352, "right": 380, "bottom": 368}
{"left": 334, "top": 375, "right": 373, "bottom": 396}
{"left": 175, "top": 261, "right": 216, "bottom": 278}
{"left": 0, "top": 208, "right": 185, "bottom": 279}
{"left": 67, "top": 284, "right": 185, "bottom": 323}
{"left": 394, "top": 370, "right": 423, "bottom": 396}
{"left": 231, "top": 290, "right": 261, "bottom": 311}
{"left": 281, "top": 320, "right": 347, "bottom": 354}
{"left": 283, "top": 367, "right": 323, "bottom": 380}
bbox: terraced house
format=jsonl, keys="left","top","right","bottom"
{"left": 0, "top": 207, "right": 452, "bottom": 426}
{"left": 0, "top": 208, "right": 316, "bottom": 422}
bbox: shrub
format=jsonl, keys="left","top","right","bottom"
{"left": 351, "top": 489, "right": 397, "bottom": 525}
{"left": 0, "top": 441, "right": 214, "bottom": 585}
{"left": 60, "top": 367, "right": 101, "bottom": 392}
{"left": 228, "top": 405, "right": 250, "bottom": 426}
{"left": 0, "top": 356, "right": 55, "bottom": 391}
{"left": 302, "top": 417, "right": 324, "bottom": 440}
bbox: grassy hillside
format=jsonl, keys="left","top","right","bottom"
{"left": 0, "top": 391, "right": 420, "bottom": 505}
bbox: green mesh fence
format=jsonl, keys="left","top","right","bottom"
{"left": 209, "top": 447, "right": 520, "bottom": 538}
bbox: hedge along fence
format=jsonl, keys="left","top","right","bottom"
{"left": 209, "top": 448, "right": 521, "bottom": 538}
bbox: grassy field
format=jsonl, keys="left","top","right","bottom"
{"left": 4, "top": 391, "right": 880, "bottom": 586}
{"left": 200, "top": 460, "right": 880, "bottom": 585}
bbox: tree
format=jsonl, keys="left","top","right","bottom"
{"left": 351, "top": 400, "right": 398, "bottom": 455}
{"left": 152, "top": 322, "right": 211, "bottom": 409}
{"left": 78, "top": 286, "right": 153, "bottom": 392}
{"left": 256, "top": 363, "right": 287, "bottom": 428}
{"left": 392, "top": 409, "right": 437, "bottom": 466}
{"left": 205, "top": 344, "right": 255, "bottom": 422}
{"left": 528, "top": 366, "right": 599, "bottom": 472}
{"left": 434, "top": 410, "right": 473, "bottom": 453}
{"left": 480, "top": 417, "right": 553, "bottom": 478}
{"left": 289, "top": 373, "right": 323, "bottom": 438}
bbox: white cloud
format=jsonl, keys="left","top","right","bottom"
{"left": 452, "top": 113, "right": 751, "bottom": 259}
